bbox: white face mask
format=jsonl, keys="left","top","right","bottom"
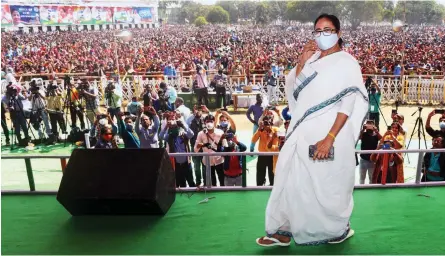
{"left": 439, "top": 122, "right": 445, "bottom": 129}
{"left": 99, "top": 118, "right": 107, "bottom": 126}
{"left": 315, "top": 33, "right": 339, "bottom": 50}
{"left": 206, "top": 122, "right": 214, "bottom": 130}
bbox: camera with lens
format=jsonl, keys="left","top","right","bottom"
{"left": 29, "top": 79, "right": 42, "bottom": 94}
{"left": 104, "top": 82, "right": 115, "bottom": 97}
{"left": 5, "top": 82, "right": 18, "bottom": 97}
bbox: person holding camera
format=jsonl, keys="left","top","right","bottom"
{"left": 46, "top": 82, "right": 67, "bottom": 141}
{"left": 215, "top": 109, "right": 237, "bottom": 134}
{"left": 90, "top": 113, "right": 118, "bottom": 142}
{"left": 223, "top": 134, "right": 247, "bottom": 186}
{"left": 193, "top": 65, "right": 209, "bottom": 106}
{"left": 153, "top": 89, "right": 174, "bottom": 113}
{"left": 194, "top": 114, "right": 225, "bottom": 186}
{"left": 213, "top": 69, "right": 228, "bottom": 110}
{"left": 94, "top": 125, "right": 118, "bottom": 149}
{"left": 258, "top": 107, "right": 284, "bottom": 128}
{"left": 370, "top": 140, "right": 404, "bottom": 184}
{"left": 358, "top": 120, "right": 382, "bottom": 184}
{"left": 79, "top": 81, "right": 99, "bottom": 129}
{"left": 421, "top": 136, "right": 445, "bottom": 182}
{"left": 2, "top": 83, "right": 30, "bottom": 145}
{"left": 28, "top": 80, "right": 54, "bottom": 143}
{"left": 105, "top": 82, "right": 123, "bottom": 121}
{"left": 159, "top": 113, "right": 195, "bottom": 188}
{"left": 68, "top": 82, "right": 85, "bottom": 130}
{"left": 141, "top": 85, "right": 159, "bottom": 108}
{"left": 135, "top": 106, "right": 160, "bottom": 149}
{"left": 187, "top": 105, "right": 209, "bottom": 186}
{"left": 426, "top": 110, "right": 445, "bottom": 139}
{"left": 264, "top": 70, "right": 278, "bottom": 106}
{"left": 159, "top": 82, "right": 177, "bottom": 110}
{"left": 252, "top": 117, "right": 277, "bottom": 186}
{"left": 117, "top": 112, "right": 140, "bottom": 149}
{"left": 367, "top": 78, "right": 381, "bottom": 129}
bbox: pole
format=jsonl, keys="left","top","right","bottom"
{"left": 114, "top": 38, "right": 120, "bottom": 80}
{"left": 400, "top": 1, "right": 407, "bottom": 91}
{"left": 415, "top": 152, "right": 425, "bottom": 184}
{"left": 242, "top": 155, "right": 247, "bottom": 187}
{"left": 24, "top": 159, "right": 36, "bottom": 191}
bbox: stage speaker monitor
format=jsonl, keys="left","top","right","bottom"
{"left": 57, "top": 148, "right": 176, "bottom": 216}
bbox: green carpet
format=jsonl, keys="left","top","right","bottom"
{"left": 2, "top": 188, "right": 445, "bottom": 255}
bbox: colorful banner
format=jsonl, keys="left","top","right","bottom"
{"left": 132, "top": 7, "right": 154, "bottom": 23}
{"left": 9, "top": 5, "right": 41, "bottom": 26}
{"left": 72, "top": 6, "right": 92, "bottom": 25}
{"left": 113, "top": 7, "right": 132, "bottom": 23}
{"left": 1, "top": 5, "right": 13, "bottom": 26}
{"left": 91, "top": 6, "right": 113, "bottom": 24}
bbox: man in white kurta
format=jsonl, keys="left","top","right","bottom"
{"left": 262, "top": 51, "right": 368, "bottom": 245}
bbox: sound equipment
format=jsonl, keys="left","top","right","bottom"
{"left": 57, "top": 148, "right": 176, "bottom": 216}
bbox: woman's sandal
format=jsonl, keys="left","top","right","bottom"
{"left": 328, "top": 229, "right": 355, "bottom": 244}
{"left": 256, "top": 236, "right": 291, "bottom": 247}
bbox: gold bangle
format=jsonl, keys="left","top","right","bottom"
{"left": 328, "top": 132, "right": 336, "bottom": 140}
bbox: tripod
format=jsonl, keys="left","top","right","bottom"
{"left": 405, "top": 107, "right": 428, "bottom": 160}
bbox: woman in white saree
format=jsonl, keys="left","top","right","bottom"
{"left": 256, "top": 14, "right": 369, "bottom": 246}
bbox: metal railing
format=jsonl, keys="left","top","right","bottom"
{"left": 2, "top": 148, "right": 445, "bottom": 193}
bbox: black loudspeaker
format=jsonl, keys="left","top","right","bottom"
{"left": 57, "top": 148, "right": 176, "bottom": 216}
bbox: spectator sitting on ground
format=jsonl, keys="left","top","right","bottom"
{"left": 223, "top": 133, "right": 247, "bottom": 186}
{"left": 422, "top": 136, "right": 445, "bottom": 182}
{"left": 215, "top": 109, "right": 237, "bottom": 134}
{"left": 426, "top": 110, "right": 445, "bottom": 139}
{"left": 135, "top": 106, "right": 160, "bottom": 149}
{"left": 94, "top": 126, "right": 118, "bottom": 149}
{"left": 117, "top": 112, "right": 140, "bottom": 149}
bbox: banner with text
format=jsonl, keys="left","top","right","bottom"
{"left": 132, "top": 7, "right": 154, "bottom": 23}
{"left": 9, "top": 5, "right": 41, "bottom": 26}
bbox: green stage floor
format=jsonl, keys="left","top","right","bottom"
{"left": 2, "top": 188, "right": 445, "bottom": 255}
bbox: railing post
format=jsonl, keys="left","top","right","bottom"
{"left": 24, "top": 159, "right": 35, "bottom": 191}
{"left": 242, "top": 155, "right": 247, "bottom": 187}
{"left": 204, "top": 155, "right": 212, "bottom": 188}
{"left": 415, "top": 152, "right": 425, "bottom": 184}
{"left": 60, "top": 158, "right": 67, "bottom": 173}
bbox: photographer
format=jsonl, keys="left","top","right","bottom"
{"left": 187, "top": 105, "right": 209, "bottom": 186}
{"left": 79, "top": 80, "right": 99, "bottom": 129}
{"left": 426, "top": 110, "right": 445, "bottom": 139}
{"left": 258, "top": 107, "right": 284, "bottom": 128}
{"left": 215, "top": 109, "right": 237, "bottom": 134}
{"left": 223, "top": 133, "right": 247, "bottom": 186}
{"left": 252, "top": 118, "right": 277, "bottom": 186}
{"left": 68, "top": 82, "right": 85, "bottom": 129}
{"left": 194, "top": 114, "right": 225, "bottom": 186}
{"left": 213, "top": 69, "right": 228, "bottom": 110}
{"left": 46, "top": 81, "right": 67, "bottom": 141}
{"left": 28, "top": 80, "right": 54, "bottom": 143}
{"left": 367, "top": 77, "right": 381, "bottom": 129}
{"left": 359, "top": 120, "right": 382, "bottom": 184}
{"left": 153, "top": 89, "right": 174, "bottom": 113}
{"left": 2, "top": 83, "right": 30, "bottom": 145}
{"left": 159, "top": 112, "right": 195, "bottom": 188}
{"left": 135, "top": 106, "right": 160, "bottom": 149}
{"left": 264, "top": 70, "right": 278, "bottom": 106}
{"left": 140, "top": 85, "right": 158, "bottom": 108}
{"left": 370, "top": 140, "right": 404, "bottom": 184}
{"left": 104, "top": 81, "right": 123, "bottom": 121}
{"left": 159, "top": 82, "right": 177, "bottom": 110}
{"left": 193, "top": 65, "right": 209, "bottom": 106}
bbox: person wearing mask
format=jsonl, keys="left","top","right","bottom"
{"left": 264, "top": 70, "right": 278, "bottom": 106}
{"left": 194, "top": 114, "right": 225, "bottom": 186}
{"left": 223, "top": 133, "right": 247, "bottom": 186}
{"left": 117, "top": 113, "right": 140, "bottom": 149}
{"left": 421, "top": 136, "right": 445, "bottom": 182}
{"left": 371, "top": 140, "right": 403, "bottom": 184}
{"left": 135, "top": 106, "right": 160, "bottom": 149}
{"left": 159, "top": 82, "right": 177, "bottom": 110}
{"left": 426, "top": 110, "right": 445, "bottom": 139}
{"left": 246, "top": 94, "right": 264, "bottom": 152}
{"left": 187, "top": 105, "right": 208, "bottom": 186}
{"left": 358, "top": 120, "right": 382, "bottom": 184}
{"left": 215, "top": 110, "right": 236, "bottom": 134}
{"left": 94, "top": 126, "right": 118, "bottom": 149}
{"left": 160, "top": 114, "right": 195, "bottom": 188}
{"left": 367, "top": 81, "right": 381, "bottom": 129}
{"left": 213, "top": 69, "right": 228, "bottom": 110}
{"left": 105, "top": 81, "right": 123, "bottom": 121}
{"left": 90, "top": 114, "right": 118, "bottom": 142}
{"left": 252, "top": 118, "right": 277, "bottom": 186}
{"left": 193, "top": 65, "right": 209, "bottom": 106}
{"left": 175, "top": 97, "right": 191, "bottom": 122}
{"left": 127, "top": 96, "right": 143, "bottom": 116}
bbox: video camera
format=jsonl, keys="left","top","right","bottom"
{"left": 5, "top": 82, "right": 18, "bottom": 97}
{"left": 104, "top": 82, "right": 115, "bottom": 97}
{"left": 29, "top": 79, "right": 42, "bottom": 94}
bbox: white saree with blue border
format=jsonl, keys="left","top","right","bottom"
{"left": 264, "top": 51, "right": 369, "bottom": 245}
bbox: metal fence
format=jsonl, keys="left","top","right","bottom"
{"left": 2, "top": 148, "right": 445, "bottom": 194}
{"left": 3, "top": 73, "right": 445, "bottom": 106}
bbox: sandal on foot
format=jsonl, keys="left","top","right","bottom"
{"left": 256, "top": 236, "right": 291, "bottom": 247}
{"left": 328, "top": 229, "right": 355, "bottom": 244}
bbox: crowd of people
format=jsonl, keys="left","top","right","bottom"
{"left": 1, "top": 24, "right": 445, "bottom": 79}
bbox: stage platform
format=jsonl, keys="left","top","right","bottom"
{"left": 2, "top": 187, "right": 445, "bottom": 255}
